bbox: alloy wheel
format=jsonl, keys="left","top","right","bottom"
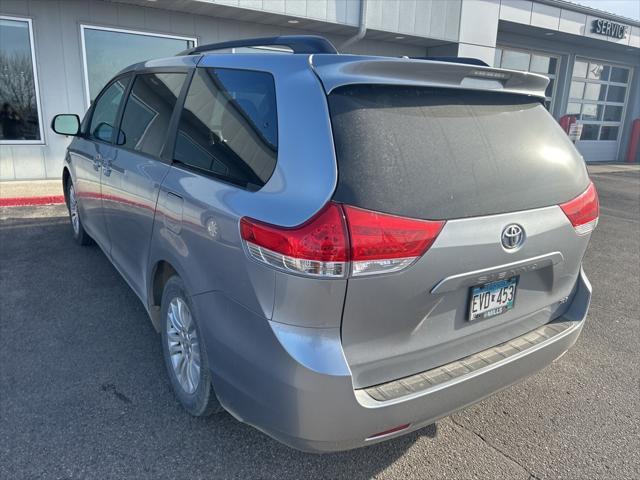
{"left": 166, "top": 297, "right": 201, "bottom": 394}
{"left": 68, "top": 184, "right": 80, "bottom": 235}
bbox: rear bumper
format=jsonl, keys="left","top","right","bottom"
{"left": 194, "top": 268, "right": 591, "bottom": 453}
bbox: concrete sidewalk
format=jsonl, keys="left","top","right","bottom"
{"left": 0, "top": 180, "right": 64, "bottom": 206}
{"left": 587, "top": 163, "right": 640, "bottom": 174}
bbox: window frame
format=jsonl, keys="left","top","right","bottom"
{"left": 79, "top": 24, "right": 197, "bottom": 109}
{"left": 494, "top": 45, "right": 560, "bottom": 112}
{"left": 85, "top": 72, "right": 133, "bottom": 146}
{"left": 110, "top": 67, "right": 194, "bottom": 164}
{"left": 0, "top": 15, "right": 45, "bottom": 145}
{"left": 170, "top": 66, "right": 279, "bottom": 192}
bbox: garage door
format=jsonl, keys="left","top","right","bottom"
{"left": 566, "top": 57, "right": 632, "bottom": 162}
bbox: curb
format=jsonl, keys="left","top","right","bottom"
{"left": 0, "top": 196, "right": 66, "bottom": 207}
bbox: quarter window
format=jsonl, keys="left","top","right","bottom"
{"left": 118, "top": 73, "right": 186, "bottom": 158}
{"left": 89, "top": 77, "right": 130, "bottom": 143}
{"left": 0, "top": 16, "right": 43, "bottom": 142}
{"left": 174, "top": 67, "right": 278, "bottom": 190}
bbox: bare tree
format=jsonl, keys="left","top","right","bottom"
{"left": 0, "top": 52, "right": 40, "bottom": 139}
{"left": 0, "top": 52, "right": 37, "bottom": 115}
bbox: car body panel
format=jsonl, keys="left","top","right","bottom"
{"left": 67, "top": 139, "right": 112, "bottom": 248}
{"left": 192, "top": 267, "right": 590, "bottom": 453}
{"left": 341, "top": 206, "right": 590, "bottom": 388}
{"left": 58, "top": 48, "right": 596, "bottom": 452}
{"left": 148, "top": 54, "right": 341, "bottom": 318}
{"left": 101, "top": 70, "right": 190, "bottom": 301}
{"left": 102, "top": 148, "right": 170, "bottom": 300}
{"left": 149, "top": 166, "right": 277, "bottom": 318}
{"left": 193, "top": 53, "right": 338, "bottom": 227}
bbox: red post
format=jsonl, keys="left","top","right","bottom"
{"left": 559, "top": 115, "right": 577, "bottom": 134}
{"left": 626, "top": 119, "right": 640, "bottom": 163}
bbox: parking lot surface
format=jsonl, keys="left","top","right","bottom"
{"left": 1, "top": 171, "right": 638, "bottom": 479}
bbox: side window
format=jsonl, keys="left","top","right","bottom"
{"left": 89, "top": 76, "right": 130, "bottom": 143}
{"left": 118, "top": 72, "right": 186, "bottom": 158}
{"left": 174, "top": 67, "right": 278, "bottom": 190}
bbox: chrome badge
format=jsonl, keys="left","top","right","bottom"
{"left": 501, "top": 224, "right": 525, "bottom": 250}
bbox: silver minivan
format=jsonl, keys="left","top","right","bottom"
{"left": 51, "top": 35, "right": 598, "bottom": 452}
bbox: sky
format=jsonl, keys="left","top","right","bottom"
{"left": 569, "top": 0, "right": 640, "bottom": 21}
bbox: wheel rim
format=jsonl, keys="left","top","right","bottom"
{"left": 166, "top": 297, "right": 201, "bottom": 394}
{"left": 68, "top": 184, "right": 80, "bottom": 235}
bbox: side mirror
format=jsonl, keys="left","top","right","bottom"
{"left": 51, "top": 114, "right": 81, "bottom": 136}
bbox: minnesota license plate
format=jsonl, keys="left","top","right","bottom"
{"left": 468, "top": 277, "right": 518, "bottom": 321}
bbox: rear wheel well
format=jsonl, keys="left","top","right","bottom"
{"left": 151, "top": 260, "right": 178, "bottom": 315}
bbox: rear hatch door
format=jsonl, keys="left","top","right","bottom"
{"left": 325, "top": 77, "right": 591, "bottom": 388}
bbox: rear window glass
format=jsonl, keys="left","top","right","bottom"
{"left": 174, "top": 67, "right": 277, "bottom": 190}
{"left": 328, "top": 85, "right": 589, "bottom": 220}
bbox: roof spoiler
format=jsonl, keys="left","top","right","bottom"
{"left": 311, "top": 55, "right": 549, "bottom": 99}
{"left": 410, "top": 56, "right": 489, "bottom": 67}
{"left": 179, "top": 35, "right": 338, "bottom": 56}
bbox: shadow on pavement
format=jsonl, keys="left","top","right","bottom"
{"left": 0, "top": 207, "right": 436, "bottom": 479}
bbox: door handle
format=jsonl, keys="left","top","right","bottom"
{"left": 103, "top": 157, "right": 112, "bottom": 177}
{"left": 93, "top": 154, "right": 102, "bottom": 172}
{"left": 161, "top": 191, "right": 184, "bottom": 234}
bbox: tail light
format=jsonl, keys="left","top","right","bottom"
{"left": 240, "top": 203, "right": 445, "bottom": 278}
{"left": 559, "top": 182, "right": 599, "bottom": 235}
{"left": 240, "top": 203, "right": 348, "bottom": 278}
{"left": 343, "top": 205, "right": 445, "bottom": 276}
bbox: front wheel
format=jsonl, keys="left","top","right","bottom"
{"left": 66, "top": 179, "right": 93, "bottom": 246}
{"left": 160, "top": 276, "right": 222, "bottom": 416}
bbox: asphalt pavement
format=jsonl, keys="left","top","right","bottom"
{"left": 1, "top": 171, "right": 638, "bottom": 479}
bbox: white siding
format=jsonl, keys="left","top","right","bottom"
{"left": 459, "top": 0, "right": 500, "bottom": 47}
{"left": 366, "top": 0, "right": 461, "bottom": 42}
{"left": 500, "top": 0, "right": 532, "bottom": 25}
{"left": 530, "top": 2, "right": 561, "bottom": 30}
{"left": 208, "top": 0, "right": 360, "bottom": 25}
{"left": 558, "top": 9, "right": 587, "bottom": 35}
{"left": 631, "top": 27, "right": 640, "bottom": 49}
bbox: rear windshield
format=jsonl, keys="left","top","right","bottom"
{"left": 328, "top": 85, "right": 589, "bottom": 220}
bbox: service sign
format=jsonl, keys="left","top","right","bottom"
{"left": 592, "top": 19, "right": 628, "bottom": 39}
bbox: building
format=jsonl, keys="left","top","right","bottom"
{"left": 1, "top": 0, "right": 638, "bottom": 182}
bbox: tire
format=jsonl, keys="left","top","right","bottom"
{"left": 160, "top": 275, "right": 223, "bottom": 416}
{"left": 65, "top": 178, "right": 93, "bottom": 246}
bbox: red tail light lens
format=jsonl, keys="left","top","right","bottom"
{"left": 343, "top": 206, "right": 445, "bottom": 276}
{"left": 240, "top": 203, "right": 445, "bottom": 278}
{"left": 240, "top": 202, "right": 349, "bottom": 278}
{"left": 559, "top": 182, "right": 599, "bottom": 235}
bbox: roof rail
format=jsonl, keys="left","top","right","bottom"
{"left": 180, "top": 35, "right": 338, "bottom": 56}
{"left": 411, "top": 56, "right": 489, "bottom": 67}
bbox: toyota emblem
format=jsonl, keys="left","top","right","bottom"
{"left": 501, "top": 224, "right": 525, "bottom": 250}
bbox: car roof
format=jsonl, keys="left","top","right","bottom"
{"left": 116, "top": 34, "right": 548, "bottom": 100}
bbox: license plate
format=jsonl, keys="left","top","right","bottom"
{"left": 468, "top": 277, "right": 518, "bottom": 321}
